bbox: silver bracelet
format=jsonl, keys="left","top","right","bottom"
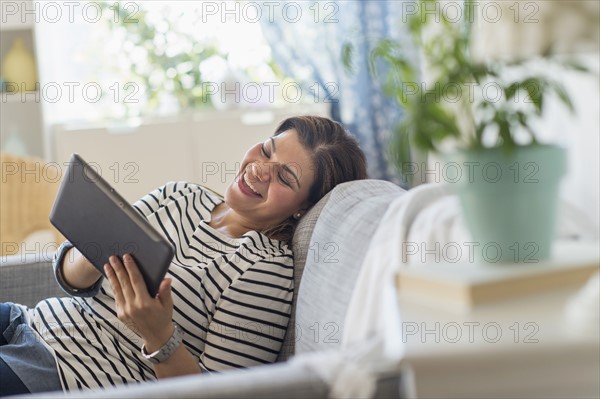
{"left": 141, "top": 324, "right": 183, "bottom": 364}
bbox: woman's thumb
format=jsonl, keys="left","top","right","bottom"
{"left": 157, "top": 278, "right": 173, "bottom": 306}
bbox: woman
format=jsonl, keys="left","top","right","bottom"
{"left": 0, "top": 115, "right": 367, "bottom": 396}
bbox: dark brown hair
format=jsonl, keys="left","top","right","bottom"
{"left": 263, "top": 115, "right": 367, "bottom": 243}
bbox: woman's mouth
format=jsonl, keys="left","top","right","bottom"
{"left": 238, "top": 172, "right": 262, "bottom": 198}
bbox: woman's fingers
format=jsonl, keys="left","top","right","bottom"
{"left": 157, "top": 278, "right": 173, "bottom": 307}
{"left": 104, "top": 255, "right": 174, "bottom": 342}
{"left": 109, "top": 255, "right": 135, "bottom": 300}
{"left": 104, "top": 262, "right": 125, "bottom": 307}
{"left": 122, "top": 254, "right": 149, "bottom": 298}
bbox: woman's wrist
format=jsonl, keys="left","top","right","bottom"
{"left": 142, "top": 324, "right": 176, "bottom": 353}
{"left": 141, "top": 324, "right": 184, "bottom": 365}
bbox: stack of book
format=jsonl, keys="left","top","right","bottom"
{"left": 396, "top": 241, "right": 600, "bottom": 312}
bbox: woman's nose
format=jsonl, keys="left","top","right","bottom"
{"left": 250, "top": 161, "right": 272, "bottom": 183}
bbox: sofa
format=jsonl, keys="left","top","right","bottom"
{"left": 0, "top": 179, "right": 406, "bottom": 398}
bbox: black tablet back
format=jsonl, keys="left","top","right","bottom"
{"left": 50, "top": 153, "right": 174, "bottom": 297}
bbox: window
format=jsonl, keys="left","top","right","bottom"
{"left": 35, "top": 1, "right": 295, "bottom": 124}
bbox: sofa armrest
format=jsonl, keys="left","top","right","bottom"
{"left": 0, "top": 253, "right": 64, "bottom": 307}
{"left": 22, "top": 360, "right": 330, "bottom": 399}
{"left": 20, "top": 358, "right": 403, "bottom": 399}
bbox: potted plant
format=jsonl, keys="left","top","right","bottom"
{"left": 343, "top": 0, "right": 587, "bottom": 263}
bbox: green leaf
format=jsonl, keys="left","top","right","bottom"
{"left": 388, "top": 122, "right": 420, "bottom": 182}
{"left": 551, "top": 82, "right": 575, "bottom": 113}
{"left": 563, "top": 60, "right": 590, "bottom": 73}
{"left": 505, "top": 83, "right": 519, "bottom": 101}
{"left": 522, "top": 78, "right": 544, "bottom": 112}
{"left": 341, "top": 43, "right": 354, "bottom": 74}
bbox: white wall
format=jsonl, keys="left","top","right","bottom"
{"left": 538, "top": 54, "right": 599, "bottom": 236}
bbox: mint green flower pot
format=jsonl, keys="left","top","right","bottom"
{"left": 446, "top": 144, "right": 566, "bottom": 263}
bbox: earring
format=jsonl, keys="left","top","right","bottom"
{"left": 294, "top": 212, "right": 302, "bottom": 219}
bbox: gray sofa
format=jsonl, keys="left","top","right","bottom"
{"left": 0, "top": 179, "right": 405, "bottom": 398}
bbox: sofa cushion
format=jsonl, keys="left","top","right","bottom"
{"left": 0, "top": 254, "right": 62, "bottom": 307}
{"left": 294, "top": 179, "right": 404, "bottom": 354}
{"left": 277, "top": 189, "right": 333, "bottom": 362}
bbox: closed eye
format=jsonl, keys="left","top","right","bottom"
{"left": 262, "top": 138, "right": 301, "bottom": 190}
{"left": 261, "top": 143, "right": 289, "bottom": 186}
{"left": 278, "top": 171, "right": 291, "bottom": 187}
{"left": 261, "top": 143, "right": 270, "bottom": 158}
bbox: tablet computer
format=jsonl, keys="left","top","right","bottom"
{"left": 50, "top": 153, "right": 175, "bottom": 297}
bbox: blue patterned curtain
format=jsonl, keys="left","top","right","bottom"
{"left": 260, "top": 0, "right": 416, "bottom": 185}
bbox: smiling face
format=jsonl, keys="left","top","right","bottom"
{"left": 224, "top": 129, "right": 315, "bottom": 231}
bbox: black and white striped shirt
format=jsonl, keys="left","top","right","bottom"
{"left": 28, "top": 182, "right": 294, "bottom": 392}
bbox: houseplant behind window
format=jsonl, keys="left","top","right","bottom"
{"left": 343, "top": 0, "right": 589, "bottom": 263}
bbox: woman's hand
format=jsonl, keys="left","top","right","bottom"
{"left": 104, "top": 254, "right": 175, "bottom": 352}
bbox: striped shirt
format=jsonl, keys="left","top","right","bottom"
{"left": 28, "top": 182, "right": 294, "bottom": 392}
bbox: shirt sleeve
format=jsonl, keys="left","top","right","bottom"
{"left": 53, "top": 240, "right": 104, "bottom": 297}
{"left": 198, "top": 256, "right": 294, "bottom": 371}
